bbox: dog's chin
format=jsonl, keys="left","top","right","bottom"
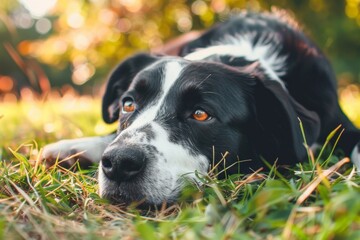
{"left": 99, "top": 175, "right": 180, "bottom": 209}
{"left": 100, "top": 187, "right": 179, "bottom": 210}
{"left": 101, "top": 191, "right": 178, "bottom": 210}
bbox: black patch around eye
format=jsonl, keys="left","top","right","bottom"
{"left": 132, "top": 70, "right": 163, "bottom": 106}
{"left": 134, "top": 79, "right": 149, "bottom": 93}
{"left": 179, "top": 88, "right": 202, "bottom": 114}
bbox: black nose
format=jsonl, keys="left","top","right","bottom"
{"left": 101, "top": 147, "right": 146, "bottom": 182}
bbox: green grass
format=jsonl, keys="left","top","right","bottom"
{"left": 1, "top": 98, "right": 360, "bottom": 239}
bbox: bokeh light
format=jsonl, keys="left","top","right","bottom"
{"left": 19, "top": 0, "right": 57, "bottom": 18}
{"left": 67, "top": 12, "right": 84, "bottom": 29}
{"left": 35, "top": 18, "right": 51, "bottom": 34}
{"left": 13, "top": 11, "right": 34, "bottom": 29}
{"left": 72, "top": 63, "right": 95, "bottom": 85}
{"left": 0, "top": 76, "right": 14, "bottom": 92}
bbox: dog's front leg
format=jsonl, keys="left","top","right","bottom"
{"left": 42, "top": 134, "right": 116, "bottom": 169}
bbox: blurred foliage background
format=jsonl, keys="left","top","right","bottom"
{"left": 0, "top": 0, "right": 360, "bottom": 100}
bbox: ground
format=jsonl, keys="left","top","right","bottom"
{"left": 1, "top": 90, "right": 360, "bottom": 239}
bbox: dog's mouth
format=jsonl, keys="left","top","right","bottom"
{"left": 98, "top": 165, "right": 183, "bottom": 208}
{"left": 100, "top": 186, "right": 181, "bottom": 210}
{"left": 101, "top": 190, "right": 152, "bottom": 208}
{"left": 101, "top": 189, "right": 179, "bottom": 210}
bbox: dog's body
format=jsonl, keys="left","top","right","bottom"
{"left": 43, "top": 11, "right": 360, "bottom": 206}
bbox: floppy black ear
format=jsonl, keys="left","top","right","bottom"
{"left": 102, "top": 53, "right": 159, "bottom": 123}
{"left": 252, "top": 79, "right": 321, "bottom": 164}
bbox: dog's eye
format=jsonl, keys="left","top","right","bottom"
{"left": 192, "top": 109, "right": 211, "bottom": 121}
{"left": 122, "top": 98, "right": 135, "bottom": 113}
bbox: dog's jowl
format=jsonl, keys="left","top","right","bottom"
{"left": 43, "top": 11, "right": 360, "bottom": 206}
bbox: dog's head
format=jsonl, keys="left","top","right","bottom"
{"left": 99, "top": 53, "right": 320, "bottom": 206}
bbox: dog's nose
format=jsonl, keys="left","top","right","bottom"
{"left": 101, "top": 147, "right": 146, "bottom": 182}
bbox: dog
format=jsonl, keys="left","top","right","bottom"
{"left": 43, "top": 10, "right": 360, "bottom": 207}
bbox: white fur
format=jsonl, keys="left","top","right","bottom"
{"left": 150, "top": 122, "right": 209, "bottom": 179}
{"left": 42, "top": 134, "right": 115, "bottom": 163}
{"left": 351, "top": 145, "right": 360, "bottom": 171}
{"left": 184, "top": 34, "right": 287, "bottom": 89}
{"left": 146, "top": 122, "right": 208, "bottom": 203}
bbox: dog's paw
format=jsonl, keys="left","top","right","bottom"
{"left": 42, "top": 139, "right": 95, "bottom": 169}
{"left": 42, "top": 136, "right": 112, "bottom": 169}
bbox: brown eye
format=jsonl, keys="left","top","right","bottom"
{"left": 122, "top": 99, "right": 135, "bottom": 113}
{"left": 192, "top": 109, "right": 210, "bottom": 121}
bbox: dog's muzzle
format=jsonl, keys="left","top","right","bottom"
{"left": 101, "top": 147, "right": 147, "bottom": 182}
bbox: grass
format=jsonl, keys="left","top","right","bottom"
{"left": 1, "top": 92, "right": 360, "bottom": 239}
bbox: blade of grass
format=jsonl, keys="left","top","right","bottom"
{"left": 282, "top": 157, "right": 350, "bottom": 239}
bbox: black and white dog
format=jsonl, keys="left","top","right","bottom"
{"left": 43, "top": 10, "right": 360, "bottom": 206}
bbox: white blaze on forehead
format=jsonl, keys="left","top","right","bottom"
{"left": 162, "top": 61, "right": 183, "bottom": 97}
{"left": 117, "top": 61, "right": 183, "bottom": 134}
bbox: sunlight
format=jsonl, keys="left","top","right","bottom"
{"left": 67, "top": 12, "right": 85, "bottom": 29}
{"left": 19, "top": 0, "right": 57, "bottom": 18}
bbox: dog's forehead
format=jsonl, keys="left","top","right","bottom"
{"left": 126, "top": 58, "right": 188, "bottom": 97}
{"left": 121, "top": 59, "right": 188, "bottom": 130}
{"left": 132, "top": 59, "right": 254, "bottom": 115}
{"left": 135, "top": 58, "right": 187, "bottom": 80}
{"left": 132, "top": 58, "right": 244, "bottom": 93}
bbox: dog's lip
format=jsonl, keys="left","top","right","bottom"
{"left": 101, "top": 190, "right": 177, "bottom": 209}
{"left": 99, "top": 177, "right": 180, "bottom": 208}
{"left": 99, "top": 178, "right": 152, "bottom": 205}
{"left": 100, "top": 185, "right": 146, "bottom": 204}
{"left": 102, "top": 191, "right": 138, "bottom": 205}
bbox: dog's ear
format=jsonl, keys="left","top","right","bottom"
{"left": 252, "top": 78, "right": 321, "bottom": 164}
{"left": 102, "top": 53, "right": 159, "bottom": 123}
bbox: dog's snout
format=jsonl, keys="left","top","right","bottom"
{"left": 101, "top": 148, "right": 146, "bottom": 182}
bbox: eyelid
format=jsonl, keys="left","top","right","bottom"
{"left": 121, "top": 95, "right": 134, "bottom": 102}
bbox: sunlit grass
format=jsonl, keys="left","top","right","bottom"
{"left": 0, "top": 88, "right": 360, "bottom": 238}
{"left": 1, "top": 94, "right": 116, "bottom": 150}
